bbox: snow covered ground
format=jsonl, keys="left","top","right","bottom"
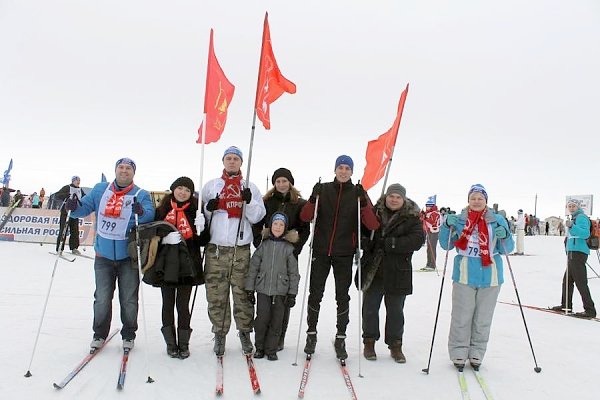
{"left": 2, "top": 235, "right": 598, "bottom": 399}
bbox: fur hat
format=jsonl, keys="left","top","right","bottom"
{"left": 222, "top": 146, "right": 243, "bottom": 161}
{"left": 115, "top": 157, "right": 136, "bottom": 173}
{"left": 468, "top": 183, "right": 488, "bottom": 202}
{"left": 386, "top": 183, "right": 406, "bottom": 199}
{"left": 334, "top": 155, "right": 354, "bottom": 171}
{"left": 170, "top": 176, "right": 195, "bottom": 193}
{"left": 271, "top": 168, "right": 294, "bottom": 186}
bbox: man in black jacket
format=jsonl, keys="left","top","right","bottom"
{"left": 300, "top": 155, "right": 380, "bottom": 359}
{"left": 55, "top": 176, "right": 85, "bottom": 254}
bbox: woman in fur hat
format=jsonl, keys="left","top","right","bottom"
{"left": 153, "top": 176, "right": 206, "bottom": 359}
{"left": 245, "top": 212, "right": 300, "bottom": 360}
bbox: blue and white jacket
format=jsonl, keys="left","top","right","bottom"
{"left": 439, "top": 207, "right": 514, "bottom": 288}
{"left": 71, "top": 181, "right": 155, "bottom": 260}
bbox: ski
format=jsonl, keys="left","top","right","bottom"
{"left": 215, "top": 356, "right": 224, "bottom": 396}
{"left": 456, "top": 367, "right": 472, "bottom": 400}
{"left": 472, "top": 366, "right": 494, "bottom": 400}
{"left": 48, "top": 251, "right": 76, "bottom": 263}
{"left": 116, "top": 348, "right": 130, "bottom": 390}
{"left": 498, "top": 301, "right": 600, "bottom": 322}
{"left": 297, "top": 354, "right": 312, "bottom": 398}
{"left": 245, "top": 354, "right": 261, "bottom": 394}
{"left": 69, "top": 251, "right": 95, "bottom": 260}
{"left": 339, "top": 358, "right": 358, "bottom": 400}
{"left": 53, "top": 329, "right": 119, "bottom": 389}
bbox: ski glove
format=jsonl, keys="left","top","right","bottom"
{"left": 309, "top": 182, "right": 323, "bottom": 203}
{"left": 246, "top": 291, "right": 256, "bottom": 305}
{"left": 494, "top": 226, "right": 508, "bottom": 239}
{"left": 241, "top": 188, "right": 252, "bottom": 204}
{"left": 565, "top": 220, "right": 573, "bottom": 228}
{"left": 206, "top": 195, "right": 220, "bottom": 212}
{"left": 162, "top": 231, "right": 182, "bottom": 245}
{"left": 284, "top": 294, "right": 296, "bottom": 308}
{"left": 194, "top": 210, "right": 205, "bottom": 234}
{"left": 355, "top": 183, "right": 367, "bottom": 207}
{"left": 132, "top": 201, "right": 144, "bottom": 216}
{"left": 65, "top": 198, "right": 78, "bottom": 211}
{"left": 445, "top": 214, "right": 459, "bottom": 228}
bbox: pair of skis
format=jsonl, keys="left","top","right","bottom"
{"left": 297, "top": 354, "right": 358, "bottom": 399}
{"left": 457, "top": 365, "right": 494, "bottom": 400}
{"left": 53, "top": 329, "right": 133, "bottom": 391}
{"left": 215, "top": 353, "right": 261, "bottom": 396}
{"left": 48, "top": 251, "right": 95, "bottom": 263}
{"left": 499, "top": 301, "right": 600, "bottom": 322}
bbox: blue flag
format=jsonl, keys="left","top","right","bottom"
{"left": 426, "top": 194, "right": 436, "bottom": 206}
{"left": 101, "top": 173, "right": 107, "bottom": 183}
{"left": 2, "top": 159, "right": 13, "bottom": 186}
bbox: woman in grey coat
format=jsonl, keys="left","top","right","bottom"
{"left": 245, "top": 212, "right": 300, "bottom": 360}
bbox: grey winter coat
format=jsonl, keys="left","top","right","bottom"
{"left": 245, "top": 229, "right": 300, "bottom": 296}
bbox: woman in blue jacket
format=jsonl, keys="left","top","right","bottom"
{"left": 439, "top": 184, "right": 514, "bottom": 369}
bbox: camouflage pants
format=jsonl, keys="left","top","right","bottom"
{"left": 204, "top": 243, "right": 254, "bottom": 334}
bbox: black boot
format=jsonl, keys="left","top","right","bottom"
{"left": 334, "top": 334, "right": 348, "bottom": 360}
{"left": 161, "top": 326, "right": 179, "bottom": 358}
{"left": 304, "top": 333, "right": 317, "bottom": 355}
{"left": 177, "top": 328, "right": 192, "bottom": 359}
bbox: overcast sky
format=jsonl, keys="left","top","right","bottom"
{"left": 1, "top": 0, "right": 599, "bottom": 218}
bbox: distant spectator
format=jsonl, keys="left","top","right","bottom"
{"left": 31, "top": 192, "right": 40, "bottom": 208}
{"left": 55, "top": 176, "right": 86, "bottom": 254}
{"left": 22, "top": 196, "right": 32, "bottom": 208}
{"left": 13, "top": 190, "right": 24, "bottom": 207}
{"left": 545, "top": 221, "right": 550, "bottom": 235}
{"left": 0, "top": 188, "right": 9, "bottom": 207}
{"left": 39, "top": 188, "right": 46, "bottom": 208}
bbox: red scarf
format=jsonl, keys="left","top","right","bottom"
{"left": 104, "top": 182, "right": 135, "bottom": 217}
{"left": 218, "top": 170, "right": 243, "bottom": 219}
{"left": 164, "top": 200, "right": 193, "bottom": 240}
{"left": 454, "top": 209, "right": 492, "bottom": 267}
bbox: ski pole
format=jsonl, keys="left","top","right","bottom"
{"left": 421, "top": 228, "right": 453, "bottom": 375}
{"left": 133, "top": 199, "right": 154, "bottom": 383}
{"left": 501, "top": 240, "right": 542, "bottom": 373}
{"left": 25, "top": 207, "right": 73, "bottom": 377}
{"left": 356, "top": 194, "right": 363, "bottom": 378}
{"left": 586, "top": 262, "right": 600, "bottom": 279}
{"left": 293, "top": 179, "right": 320, "bottom": 366}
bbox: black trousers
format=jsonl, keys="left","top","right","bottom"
{"left": 306, "top": 255, "right": 353, "bottom": 335}
{"left": 161, "top": 286, "right": 192, "bottom": 329}
{"left": 56, "top": 211, "right": 80, "bottom": 251}
{"left": 254, "top": 293, "right": 285, "bottom": 354}
{"left": 561, "top": 251, "right": 596, "bottom": 315}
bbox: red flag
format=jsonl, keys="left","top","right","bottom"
{"left": 361, "top": 84, "right": 409, "bottom": 191}
{"left": 197, "top": 29, "right": 235, "bottom": 144}
{"left": 254, "top": 12, "right": 296, "bottom": 130}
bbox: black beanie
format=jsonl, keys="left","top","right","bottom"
{"left": 170, "top": 176, "right": 195, "bottom": 193}
{"left": 271, "top": 167, "right": 294, "bottom": 186}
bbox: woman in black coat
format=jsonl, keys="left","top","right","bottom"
{"left": 153, "top": 177, "right": 205, "bottom": 359}
{"left": 360, "top": 183, "right": 424, "bottom": 363}
{"left": 252, "top": 168, "right": 310, "bottom": 350}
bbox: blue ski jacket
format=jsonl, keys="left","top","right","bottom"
{"left": 566, "top": 209, "right": 591, "bottom": 255}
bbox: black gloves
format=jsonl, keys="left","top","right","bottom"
{"left": 246, "top": 291, "right": 256, "bottom": 305}
{"left": 309, "top": 182, "right": 322, "bottom": 203}
{"left": 132, "top": 201, "right": 144, "bottom": 216}
{"left": 284, "top": 294, "right": 296, "bottom": 308}
{"left": 206, "top": 194, "right": 220, "bottom": 212}
{"left": 241, "top": 188, "right": 252, "bottom": 204}
{"left": 356, "top": 183, "right": 367, "bottom": 206}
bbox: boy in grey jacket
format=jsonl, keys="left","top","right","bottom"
{"left": 245, "top": 212, "right": 300, "bottom": 360}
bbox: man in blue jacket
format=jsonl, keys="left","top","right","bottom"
{"left": 67, "top": 158, "right": 155, "bottom": 351}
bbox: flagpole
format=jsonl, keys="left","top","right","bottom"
{"left": 246, "top": 12, "right": 269, "bottom": 183}
{"left": 379, "top": 145, "right": 396, "bottom": 198}
{"left": 199, "top": 114, "right": 207, "bottom": 193}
